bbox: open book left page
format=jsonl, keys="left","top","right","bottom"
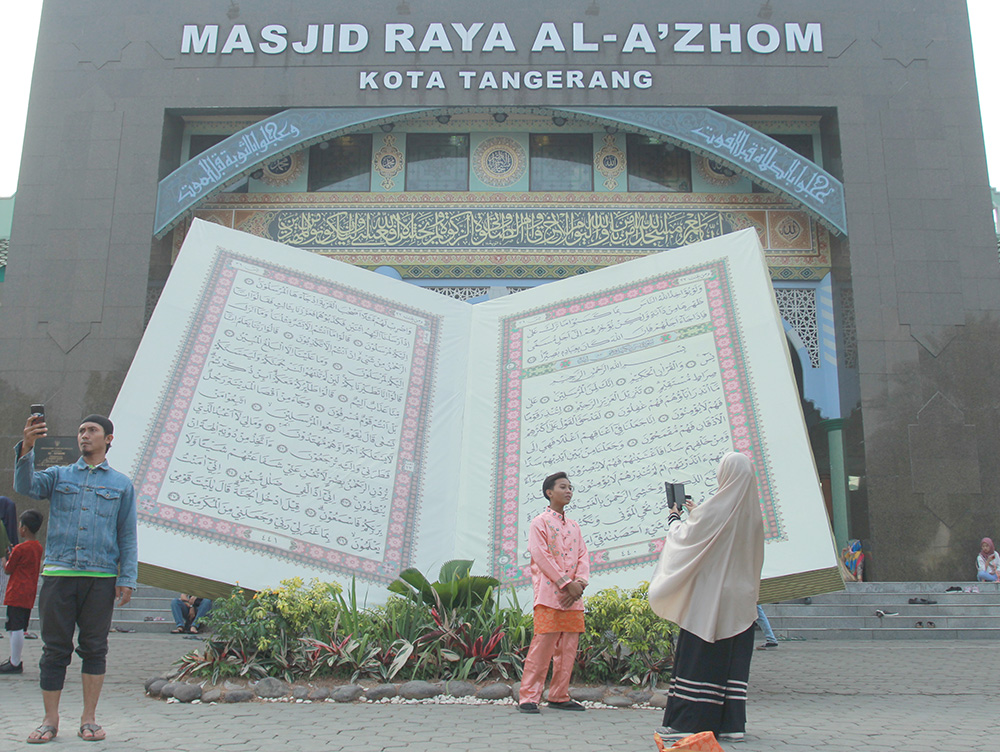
{"left": 111, "top": 220, "right": 472, "bottom": 598}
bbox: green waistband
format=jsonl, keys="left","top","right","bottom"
{"left": 42, "top": 567, "right": 116, "bottom": 578}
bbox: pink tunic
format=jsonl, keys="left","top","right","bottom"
{"left": 528, "top": 507, "right": 590, "bottom": 612}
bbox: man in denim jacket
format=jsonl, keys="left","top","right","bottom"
{"left": 15, "top": 412, "right": 137, "bottom": 744}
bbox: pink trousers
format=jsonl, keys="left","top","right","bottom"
{"left": 518, "top": 631, "right": 580, "bottom": 704}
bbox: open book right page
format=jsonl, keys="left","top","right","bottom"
{"left": 456, "top": 228, "right": 841, "bottom": 603}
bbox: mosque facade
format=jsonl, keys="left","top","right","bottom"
{"left": 1, "top": 0, "right": 997, "bottom": 580}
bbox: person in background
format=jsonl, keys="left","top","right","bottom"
{"left": 976, "top": 538, "right": 1000, "bottom": 582}
{"left": 755, "top": 605, "right": 778, "bottom": 650}
{"left": 841, "top": 539, "right": 864, "bottom": 582}
{"left": 648, "top": 452, "right": 765, "bottom": 744}
{"left": 1, "top": 510, "right": 45, "bottom": 674}
{"left": 170, "top": 594, "right": 212, "bottom": 634}
{"left": 0, "top": 496, "right": 18, "bottom": 599}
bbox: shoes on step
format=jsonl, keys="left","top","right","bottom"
{"left": 0, "top": 658, "right": 24, "bottom": 674}
{"left": 547, "top": 699, "right": 585, "bottom": 711}
{"left": 518, "top": 702, "right": 540, "bottom": 714}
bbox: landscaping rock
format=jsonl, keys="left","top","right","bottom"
{"left": 201, "top": 689, "right": 223, "bottom": 704}
{"left": 160, "top": 682, "right": 178, "bottom": 699}
{"left": 603, "top": 693, "right": 635, "bottom": 707}
{"left": 398, "top": 680, "right": 442, "bottom": 699}
{"left": 308, "top": 687, "right": 331, "bottom": 701}
{"left": 475, "top": 683, "right": 512, "bottom": 700}
{"left": 291, "top": 686, "right": 311, "bottom": 700}
{"left": 332, "top": 684, "right": 365, "bottom": 702}
{"left": 365, "top": 684, "right": 398, "bottom": 701}
{"left": 511, "top": 682, "right": 521, "bottom": 702}
{"left": 569, "top": 686, "right": 606, "bottom": 702}
{"left": 172, "top": 683, "right": 203, "bottom": 703}
{"left": 649, "top": 692, "right": 670, "bottom": 708}
{"left": 144, "top": 676, "right": 167, "bottom": 693}
{"left": 224, "top": 689, "right": 254, "bottom": 703}
{"left": 254, "top": 677, "right": 290, "bottom": 698}
{"left": 629, "top": 689, "right": 654, "bottom": 704}
{"left": 444, "top": 680, "right": 477, "bottom": 697}
{"left": 146, "top": 679, "right": 168, "bottom": 697}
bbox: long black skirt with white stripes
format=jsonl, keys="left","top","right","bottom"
{"left": 662, "top": 624, "right": 755, "bottom": 735}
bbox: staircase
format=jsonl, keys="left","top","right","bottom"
{"left": 20, "top": 581, "right": 1000, "bottom": 638}
{"left": 765, "top": 582, "right": 1000, "bottom": 640}
{"left": 26, "top": 585, "right": 178, "bottom": 634}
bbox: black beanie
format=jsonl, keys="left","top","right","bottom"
{"left": 81, "top": 414, "right": 114, "bottom": 436}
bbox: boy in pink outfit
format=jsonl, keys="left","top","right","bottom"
{"left": 517, "top": 471, "right": 590, "bottom": 714}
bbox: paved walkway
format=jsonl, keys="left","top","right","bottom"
{"left": 0, "top": 633, "right": 988, "bottom": 750}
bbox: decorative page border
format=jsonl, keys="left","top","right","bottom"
{"left": 490, "top": 258, "right": 783, "bottom": 586}
{"left": 134, "top": 248, "right": 441, "bottom": 583}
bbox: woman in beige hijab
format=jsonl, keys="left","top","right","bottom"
{"left": 648, "top": 452, "right": 765, "bottom": 743}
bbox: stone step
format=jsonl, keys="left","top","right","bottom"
{"left": 800, "top": 592, "right": 999, "bottom": 605}
{"left": 772, "top": 627, "right": 1000, "bottom": 640}
{"left": 771, "top": 614, "right": 1000, "bottom": 628}
{"left": 761, "top": 581, "right": 1000, "bottom": 640}
{"left": 26, "top": 616, "right": 187, "bottom": 634}
{"left": 838, "top": 581, "right": 999, "bottom": 594}
{"left": 23, "top": 584, "right": 193, "bottom": 634}
{"left": 768, "top": 603, "right": 1000, "bottom": 617}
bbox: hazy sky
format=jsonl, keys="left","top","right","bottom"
{"left": 0, "top": 2, "right": 997, "bottom": 197}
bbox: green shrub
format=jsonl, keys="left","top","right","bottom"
{"left": 176, "top": 576, "right": 676, "bottom": 688}
{"left": 388, "top": 559, "right": 500, "bottom": 612}
{"left": 181, "top": 578, "right": 345, "bottom": 682}
{"left": 577, "top": 582, "right": 677, "bottom": 688}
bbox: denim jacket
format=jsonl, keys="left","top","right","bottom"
{"left": 14, "top": 442, "right": 138, "bottom": 589}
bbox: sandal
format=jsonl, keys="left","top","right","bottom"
{"left": 27, "top": 725, "right": 58, "bottom": 744}
{"left": 79, "top": 723, "right": 106, "bottom": 741}
{"left": 188, "top": 626, "right": 199, "bottom": 634}
{"left": 171, "top": 626, "right": 187, "bottom": 634}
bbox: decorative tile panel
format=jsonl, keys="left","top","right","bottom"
{"left": 774, "top": 288, "right": 820, "bottom": 367}
{"left": 594, "top": 133, "right": 626, "bottom": 192}
{"left": 472, "top": 136, "right": 527, "bottom": 189}
{"left": 372, "top": 134, "right": 404, "bottom": 191}
{"left": 178, "top": 192, "right": 831, "bottom": 281}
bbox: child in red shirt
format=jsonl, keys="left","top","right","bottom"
{"left": 1, "top": 509, "right": 44, "bottom": 674}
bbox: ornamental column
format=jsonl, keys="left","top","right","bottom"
{"left": 820, "top": 418, "right": 848, "bottom": 551}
